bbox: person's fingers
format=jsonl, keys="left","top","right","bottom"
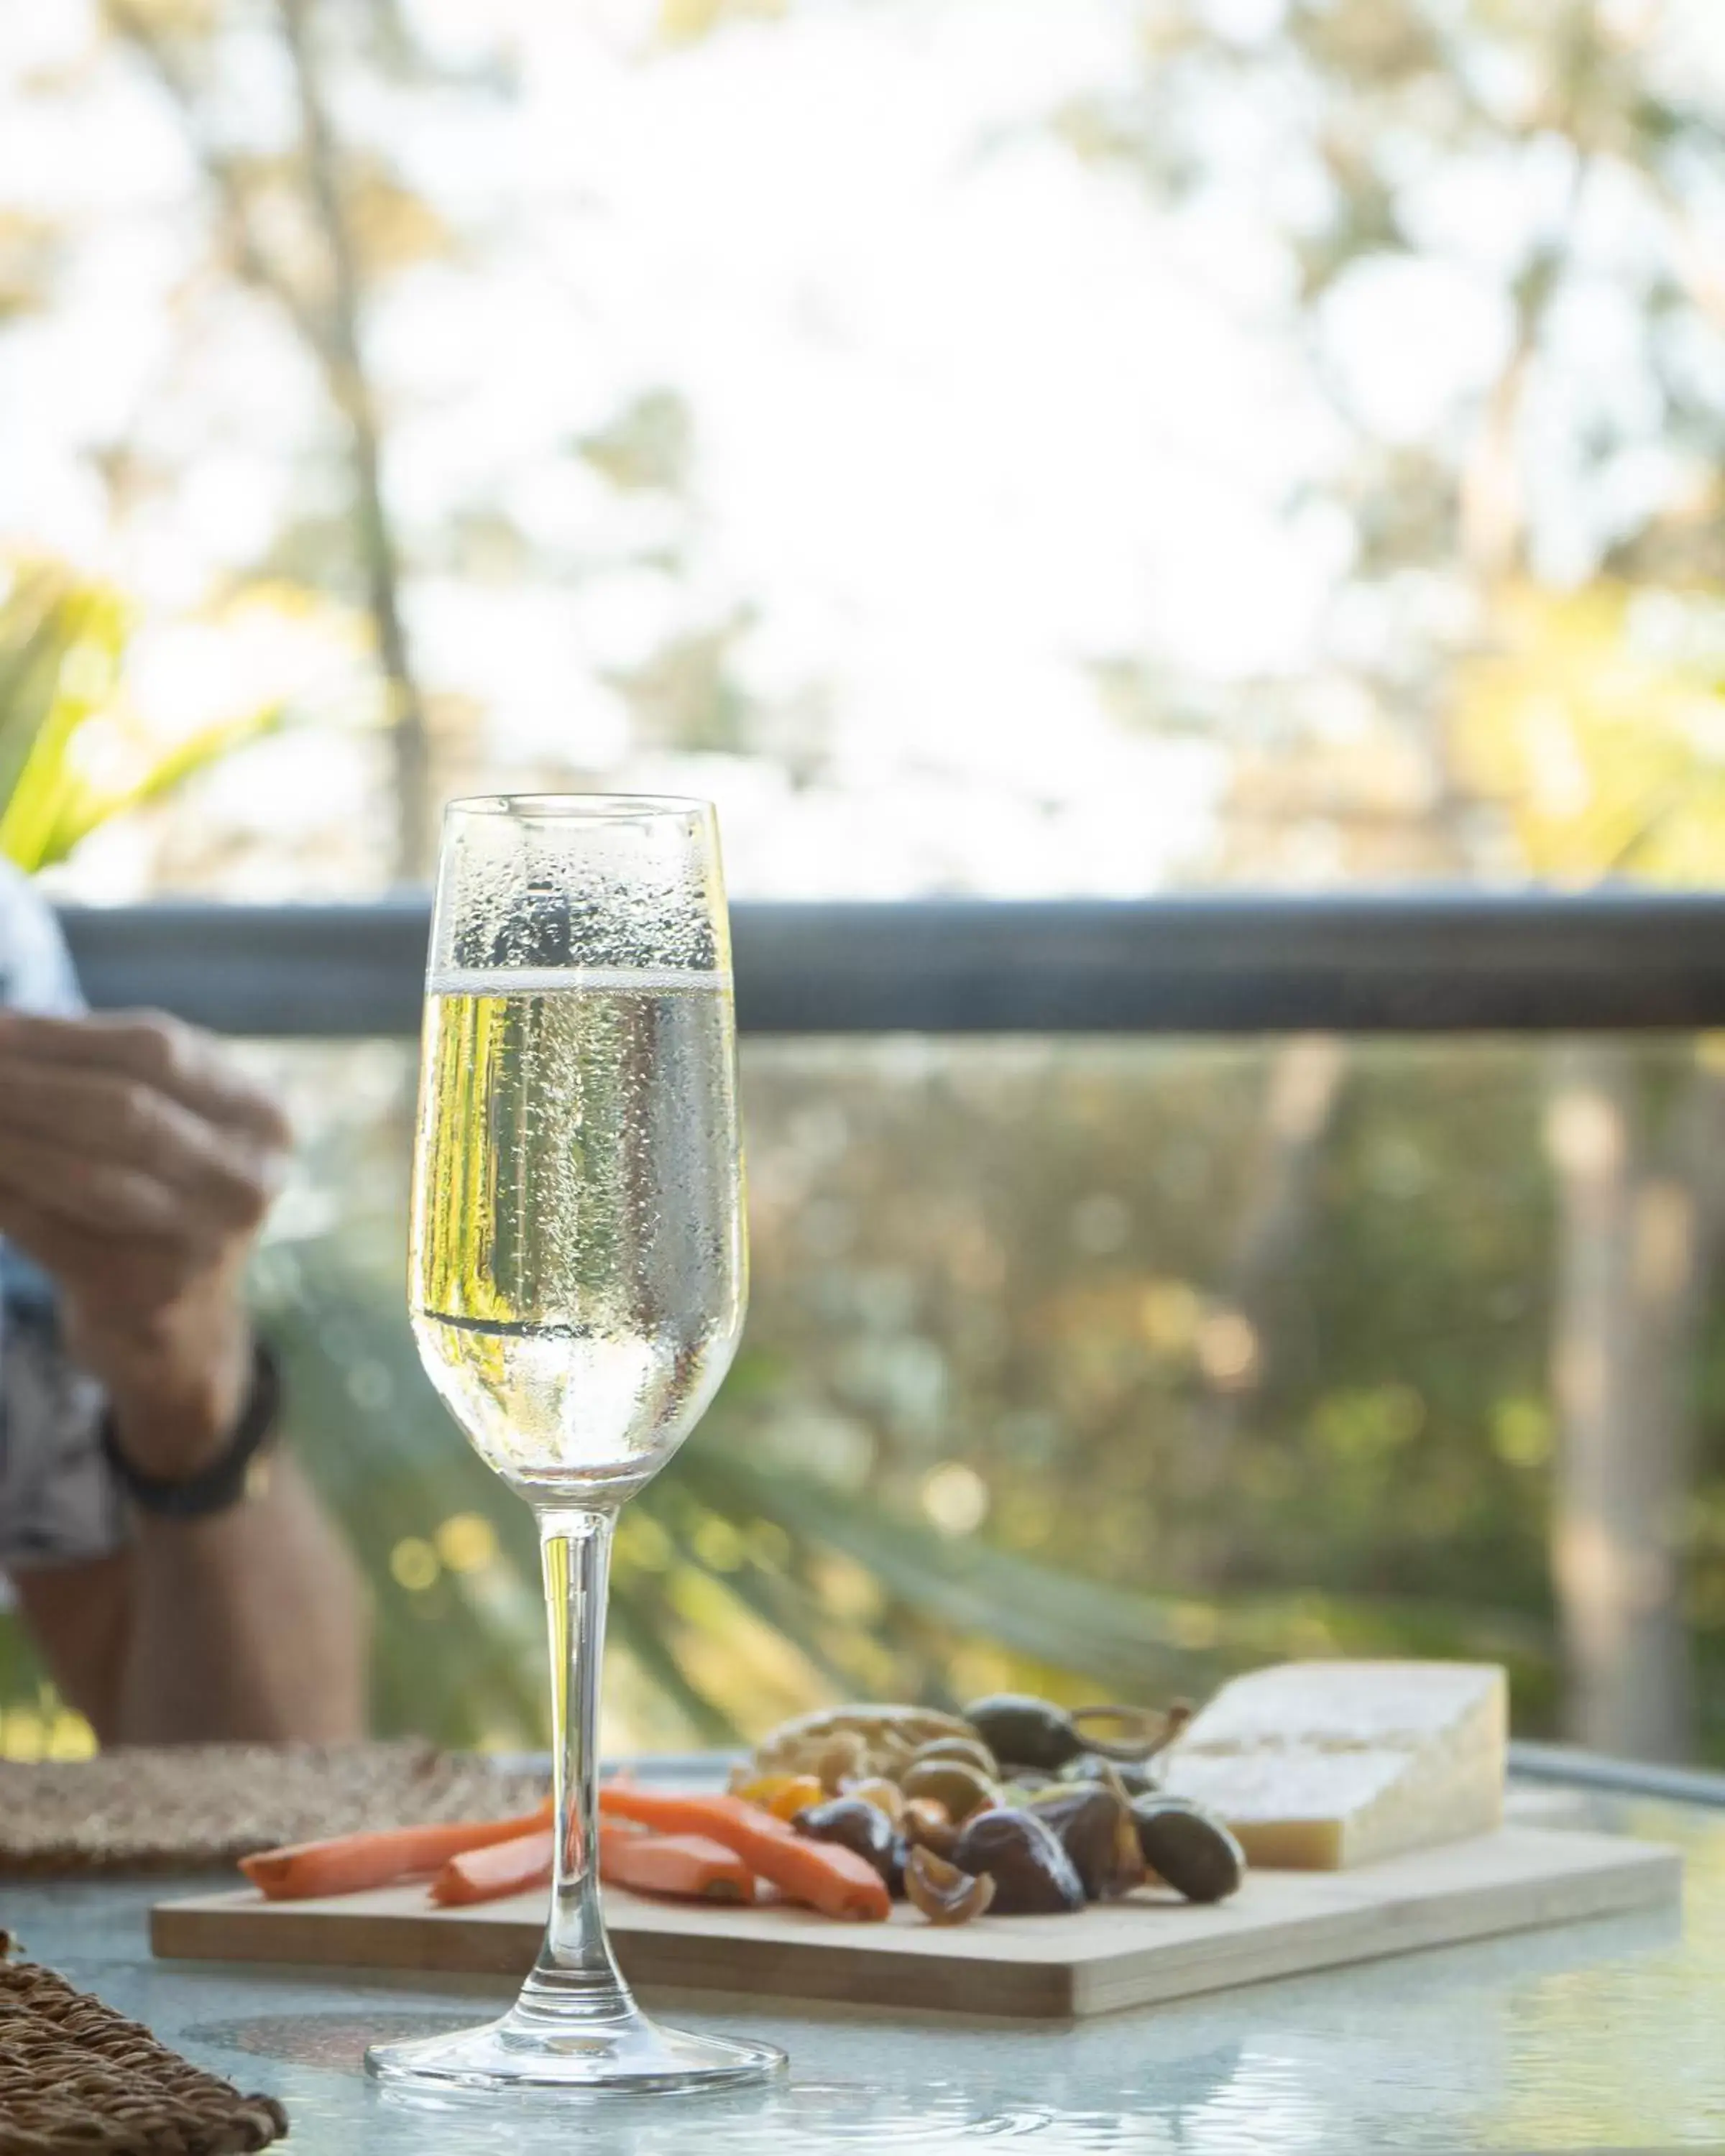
{"left": 0, "top": 1127, "right": 196, "bottom": 1243}
{"left": 0, "top": 1192, "right": 79, "bottom": 1278}
{"left": 0, "top": 1191, "right": 202, "bottom": 1317}
{"left": 0, "top": 1053, "right": 277, "bottom": 1233}
{"left": 0, "top": 1008, "right": 292, "bottom": 1148}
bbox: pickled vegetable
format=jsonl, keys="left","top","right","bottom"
{"left": 902, "top": 1797, "right": 961, "bottom": 1863}
{"left": 1068, "top": 1701, "right": 1191, "bottom": 1761}
{"left": 905, "top": 1846, "right": 995, "bottom": 1926}
{"left": 1027, "top": 1785, "right": 1145, "bottom": 1900}
{"left": 962, "top": 1695, "right": 1082, "bottom": 1773}
{"left": 1132, "top": 1795, "right": 1246, "bottom": 1904}
{"left": 952, "top": 1808, "right": 1086, "bottom": 1915}
{"left": 963, "top": 1695, "right": 1174, "bottom": 1773}
{"left": 907, "top": 1736, "right": 1000, "bottom": 1779}
{"left": 1056, "top": 1754, "right": 1160, "bottom": 1799}
{"left": 792, "top": 1798, "right": 899, "bottom": 1887}
{"left": 735, "top": 1772, "right": 827, "bottom": 1821}
{"left": 899, "top": 1759, "right": 999, "bottom": 1823}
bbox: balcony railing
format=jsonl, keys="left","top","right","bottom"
{"left": 55, "top": 890, "right": 1725, "bottom": 1037}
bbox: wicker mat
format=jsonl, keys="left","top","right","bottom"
{"left": 0, "top": 1741, "right": 548, "bottom": 1874}
{"left": 0, "top": 1934, "right": 287, "bottom": 2155}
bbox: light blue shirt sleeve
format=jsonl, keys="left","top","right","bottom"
{"left": 0, "top": 859, "right": 85, "bottom": 1017}
{"left": 0, "top": 866, "right": 121, "bottom": 1573}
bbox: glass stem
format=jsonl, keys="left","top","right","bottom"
{"left": 517, "top": 1505, "right": 635, "bottom": 2027}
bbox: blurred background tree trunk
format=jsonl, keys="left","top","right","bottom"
{"left": 275, "top": 0, "right": 431, "bottom": 883}
{"left": 1178, "top": 1036, "right": 1348, "bottom": 1572}
{"left": 1545, "top": 1045, "right": 1720, "bottom": 1759}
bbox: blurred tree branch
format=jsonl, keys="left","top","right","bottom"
{"left": 104, "top": 0, "right": 433, "bottom": 880}
{"left": 275, "top": 0, "right": 431, "bottom": 880}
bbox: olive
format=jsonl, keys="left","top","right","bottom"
{"left": 952, "top": 1807, "right": 1086, "bottom": 1915}
{"left": 908, "top": 1736, "right": 1000, "bottom": 1779}
{"left": 962, "top": 1695, "right": 1084, "bottom": 1773}
{"left": 964, "top": 1695, "right": 1173, "bottom": 1774}
{"left": 1131, "top": 1795, "right": 1246, "bottom": 1905}
{"left": 1056, "top": 1754, "right": 1159, "bottom": 1799}
{"left": 899, "top": 1759, "right": 999, "bottom": 1823}
{"left": 847, "top": 1777, "right": 906, "bottom": 1825}
{"left": 792, "top": 1797, "right": 899, "bottom": 1886}
{"left": 1026, "top": 1786, "right": 1146, "bottom": 1901}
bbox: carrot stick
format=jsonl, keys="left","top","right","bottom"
{"left": 241, "top": 1800, "right": 553, "bottom": 1901}
{"left": 599, "top": 1785, "right": 890, "bottom": 1921}
{"left": 431, "top": 1820, "right": 757, "bottom": 1909}
{"left": 599, "top": 1823, "right": 757, "bottom": 1904}
{"left": 432, "top": 1828, "right": 555, "bottom": 1907}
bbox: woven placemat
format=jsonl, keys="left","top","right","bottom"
{"left": 0, "top": 1932, "right": 287, "bottom": 2155}
{"left": 0, "top": 1741, "right": 548, "bottom": 1874}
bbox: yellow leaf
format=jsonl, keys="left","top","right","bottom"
{"left": 1452, "top": 581, "right": 1725, "bottom": 883}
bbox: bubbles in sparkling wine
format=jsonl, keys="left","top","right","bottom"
{"left": 411, "top": 973, "right": 745, "bottom": 1499}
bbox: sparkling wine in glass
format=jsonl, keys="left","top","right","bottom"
{"left": 365, "top": 794, "right": 783, "bottom": 2095}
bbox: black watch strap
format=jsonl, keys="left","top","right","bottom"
{"left": 98, "top": 1339, "right": 282, "bottom": 1521}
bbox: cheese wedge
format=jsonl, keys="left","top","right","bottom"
{"left": 1160, "top": 1661, "right": 1506, "bottom": 1869}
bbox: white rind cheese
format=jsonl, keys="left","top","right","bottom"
{"left": 1161, "top": 1662, "right": 1506, "bottom": 1870}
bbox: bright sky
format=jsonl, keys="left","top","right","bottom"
{"left": 0, "top": 0, "right": 1714, "bottom": 896}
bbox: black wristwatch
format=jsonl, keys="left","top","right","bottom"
{"left": 98, "top": 1338, "right": 282, "bottom": 1521}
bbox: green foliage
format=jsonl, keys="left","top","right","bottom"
{"left": 606, "top": 616, "right": 759, "bottom": 757}
{"left": 1455, "top": 586, "right": 1725, "bottom": 883}
{"left": 0, "top": 560, "right": 284, "bottom": 873}
{"left": 1062, "top": 0, "right": 1725, "bottom": 885}
{"left": 1, "top": 1, "right": 1720, "bottom": 1769}
{"left": 232, "top": 1037, "right": 1613, "bottom": 1760}
{"left": 577, "top": 390, "right": 694, "bottom": 497}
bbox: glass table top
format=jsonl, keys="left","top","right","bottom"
{"left": 5, "top": 1779, "right": 1722, "bottom": 2155}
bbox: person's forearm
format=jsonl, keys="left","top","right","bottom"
{"left": 114, "top": 1457, "right": 368, "bottom": 1744}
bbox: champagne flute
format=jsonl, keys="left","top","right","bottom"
{"left": 366, "top": 795, "right": 783, "bottom": 2096}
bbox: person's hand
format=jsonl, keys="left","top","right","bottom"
{"left": 0, "top": 1009, "right": 291, "bottom": 1483}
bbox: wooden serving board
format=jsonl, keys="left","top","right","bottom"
{"left": 152, "top": 1826, "right": 1679, "bottom": 2021}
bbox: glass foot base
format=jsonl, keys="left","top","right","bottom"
{"left": 365, "top": 2006, "right": 786, "bottom": 2096}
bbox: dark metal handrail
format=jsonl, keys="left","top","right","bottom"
{"left": 1509, "top": 1741, "right": 1725, "bottom": 1808}
{"left": 55, "top": 891, "right": 1725, "bottom": 1038}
